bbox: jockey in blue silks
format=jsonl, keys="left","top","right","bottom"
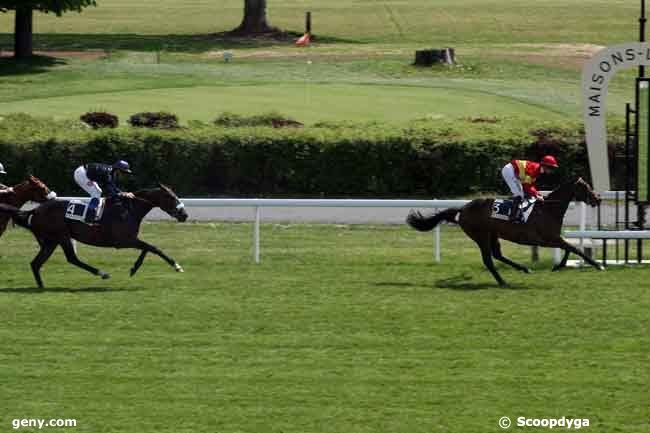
{"left": 73, "top": 160, "right": 135, "bottom": 222}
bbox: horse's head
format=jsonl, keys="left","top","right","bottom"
{"left": 574, "top": 177, "right": 601, "bottom": 207}
{"left": 147, "top": 184, "right": 188, "bottom": 222}
{"left": 15, "top": 175, "right": 57, "bottom": 203}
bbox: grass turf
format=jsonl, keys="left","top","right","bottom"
{"left": 0, "top": 0, "right": 643, "bottom": 123}
{"left": 0, "top": 222, "right": 648, "bottom": 432}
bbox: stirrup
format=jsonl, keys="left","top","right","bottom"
{"left": 509, "top": 197, "right": 522, "bottom": 222}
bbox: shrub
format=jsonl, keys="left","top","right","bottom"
{"left": 129, "top": 111, "right": 180, "bottom": 129}
{"left": 80, "top": 112, "right": 119, "bottom": 129}
{"left": 214, "top": 111, "right": 301, "bottom": 128}
{"left": 0, "top": 114, "right": 627, "bottom": 197}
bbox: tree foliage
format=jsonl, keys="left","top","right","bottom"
{"left": 0, "top": 0, "right": 96, "bottom": 15}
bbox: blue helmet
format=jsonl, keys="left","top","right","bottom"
{"left": 113, "top": 160, "right": 132, "bottom": 174}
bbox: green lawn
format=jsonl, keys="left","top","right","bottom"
{"left": 0, "top": 222, "right": 648, "bottom": 433}
{"left": 0, "top": 0, "right": 640, "bottom": 45}
{"left": 0, "top": 0, "right": 643, "bottom": 123}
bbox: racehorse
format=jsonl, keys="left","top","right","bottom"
{"left": 0, "top": 184, "right": 188, "bottom": 288}
{"left": 0, "top": 175, "right": 56, "bottom": 237}
{"left": 407, "top": 178, "right": 602, "bottom": 286}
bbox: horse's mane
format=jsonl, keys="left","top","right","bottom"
{"left": 546, "top": 177, "right": 582, "bottom": 199}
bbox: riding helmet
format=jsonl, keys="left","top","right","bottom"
{"left": 541, "top": 155, "right": 559, "bottom": 168}
{"left": 113, "top": 160, "right": 133, "bottom": 174}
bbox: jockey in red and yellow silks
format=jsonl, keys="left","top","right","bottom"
{"left": 502, "top": 155, "right": 559, "bottom": 201}
{"left": 501, "top": 156, "right": 559, "bottom": 221}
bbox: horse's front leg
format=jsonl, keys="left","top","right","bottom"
{"left": 127, "top": 239, "right": 184, "bottom": 275}
{"left": 547, "top": 238, "right": 604, "bottom": 271}
{"left": 552, "top": 250, "right": 571, "bottom": 272}
{"left": 130, "top": 250, "right": 148, "bottom": 277}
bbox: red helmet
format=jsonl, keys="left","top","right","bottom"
{"left": 541, "top": 155, "right": 559, "bottom": 168}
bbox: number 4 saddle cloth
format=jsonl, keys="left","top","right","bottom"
{"left": 491, "top": 197, "right": 537, "bottom": 223}
{"left": 65, "top": 199, "right": 106, "bottom": 224}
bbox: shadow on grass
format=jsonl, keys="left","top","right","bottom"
{"left": 0, "top": 286, "right": 141, "bottom": 294}
{"left": 0, "top": 33, "right": 364, "bottom": 54}
{"left": 434, "top": 274, "right": 495, "bottom": 291}
{"left": 375, "top": 273, "right": 496, "bottom": 291}
{"left": 0, "top": 55, "right": 66, "bottom": 76}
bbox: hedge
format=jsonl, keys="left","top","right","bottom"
{"left": 0, "top": 114, "right": 627, "bottom": 198}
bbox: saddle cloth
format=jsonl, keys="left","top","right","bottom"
{"left": 64, "top": 198, "right": 106, "bottom": 223}
{"left": 491, "top": 197, "right": 536, "bottom": 223}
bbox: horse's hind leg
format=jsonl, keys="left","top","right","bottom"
{"left": 491, "top": 235, "right": 530, "bottom": 274}
{"left": 60, "top": 238, "right": 110, "bottom": 280}
{"left": 468, "top": 232, "right": 507, "bottom": 287}
{"left": 31, "top": 239, "right": 57, "bottom": 288}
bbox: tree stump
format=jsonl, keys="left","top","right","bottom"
{"left": 414, "top": 48, "right": 455, "bottom": 66}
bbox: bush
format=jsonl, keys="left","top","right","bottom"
{"left": 128, "top": 111, "right": 179, "bottom": 129}
{"left": 0, "top": 114, "right": 627, "bottom": 197}
{"left": 80, "top": 112, "right": 119, "bottom": 129}
{"left": 214, "top": 111, "right": 301, "bottom": 128}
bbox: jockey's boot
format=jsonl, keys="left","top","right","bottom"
{"left": 85, "top": 197, "right": 99, "bottom": 223}
{"left": 509, "top": 196, "right": 522, "bottom": 222}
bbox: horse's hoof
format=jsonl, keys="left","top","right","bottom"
{"left": 598, "top": 265, "right": 606, "bottom": 271}
{"left": 174, "top": 263, "right": 184, "bottom": 273}
{"left": 523, "top": 268, "right": 531, "bottom": 274}
{"left": 99, "top": 272, "right": 110, "bottom": 280}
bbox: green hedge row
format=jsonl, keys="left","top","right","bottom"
{"left": 0, "top": 114, "right": 626, "bottom": 197}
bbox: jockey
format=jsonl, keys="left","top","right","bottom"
{"left": 501, "top": 155, "right": 559, "bottom": 221}
{"left": 0, "top": 162, "right": 14, "bottom": 197}
{"left": 73, "top": 160, "right": 135, "bottom": 222}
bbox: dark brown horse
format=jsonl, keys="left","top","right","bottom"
{"left": 0, "top": 184, "right": 188, "bottom": 288}
{"left": 407, "top": 178, "right": 602, "bottom": 286}
{"left": 0, "top": 175, "right": 56, "bottom": 237}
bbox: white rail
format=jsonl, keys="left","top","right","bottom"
{"left": 61, "top": 197, "right": 469, "bottom": 263}
{"left": 564, "top": 230, "right": 650, "bottom": 239}
{"left": 60, "top": 195, "right": 636, "bottom": 264}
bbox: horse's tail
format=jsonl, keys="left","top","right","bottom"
{"left": 406, "top": 208, "right": 460, "bottom": 232}
{"left": 0, "top": 204, "right": 32, "bottom": 230}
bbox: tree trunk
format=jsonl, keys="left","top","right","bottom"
{"left": 232, "top": 0, "right": 277, "bottom": 34}
{"left": 14, "top": 7, "right": 34, "bottom": 59}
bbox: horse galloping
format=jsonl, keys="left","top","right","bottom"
{"left": 0, "top": 175, "right": 56, "bottom": 237}
{"left": 0, "top": 184, "right": 188, "bottom": 288}
{"left": 407, "top": 178, "right": 602, "bottom": 286}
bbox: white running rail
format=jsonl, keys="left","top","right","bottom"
{"left": 59, "top": 194, "right": 638, "bottom": 264}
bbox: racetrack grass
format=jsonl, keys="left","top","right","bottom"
{"left": 1, "top": 222, "right": 648, "bottom": 433}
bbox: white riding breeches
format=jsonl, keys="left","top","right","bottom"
{"left": 74, "top": 166, "right": 102, "bottom": 198}
{"left": 501, "top": 163, "right": 524, "bottom": 198}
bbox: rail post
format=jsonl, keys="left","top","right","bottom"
{"left": 254, "top": 206, "right": 261, "bottom": 264}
